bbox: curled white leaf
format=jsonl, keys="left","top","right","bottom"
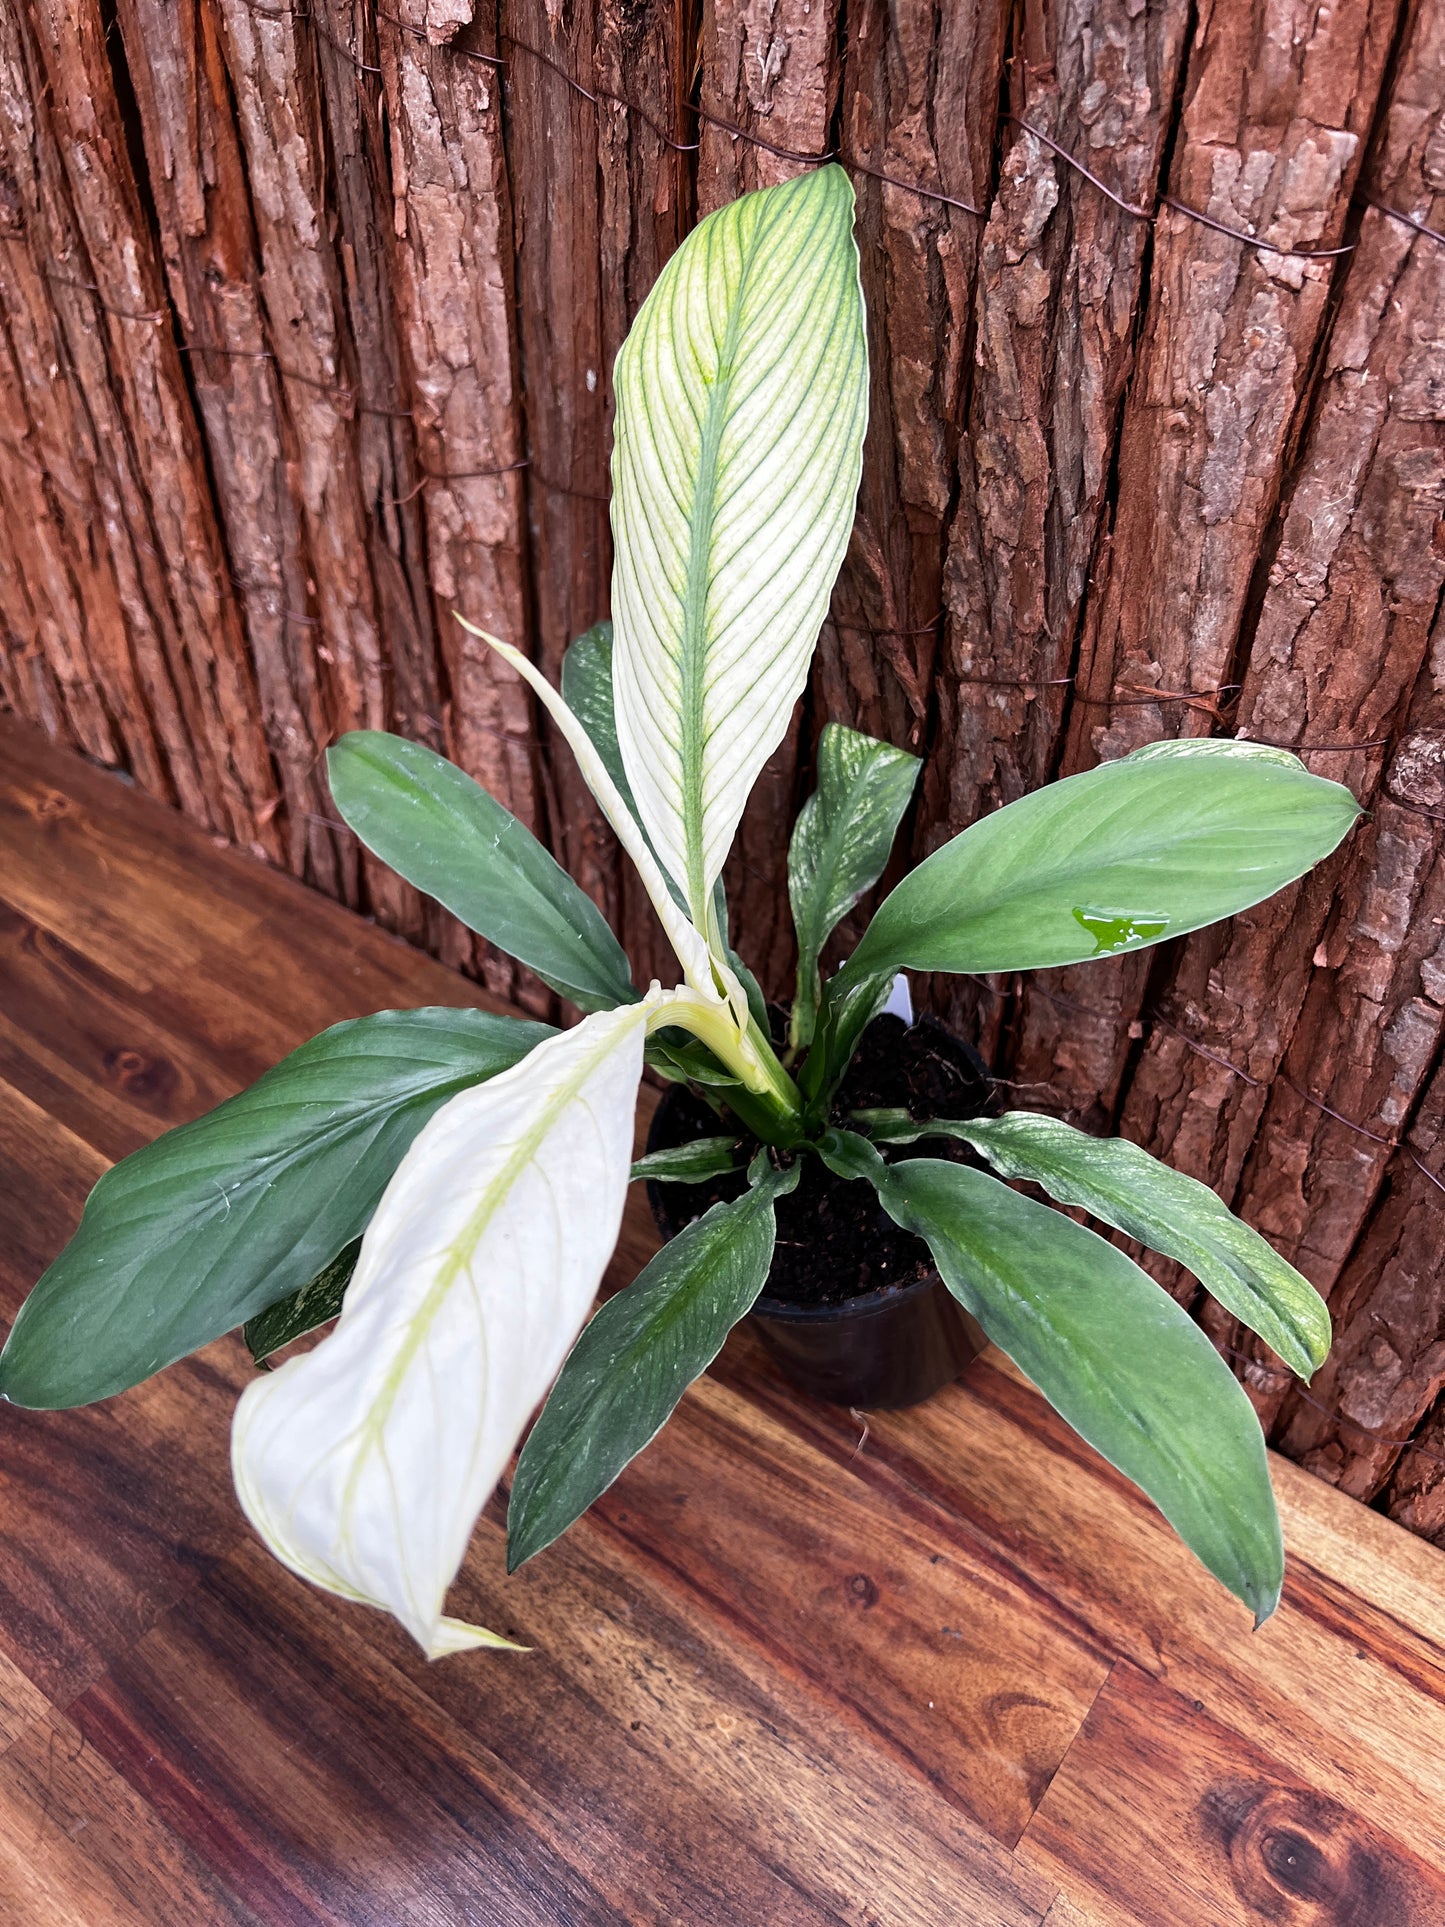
{"left": 454, "top": 615, "right": 721, "bottom": 1005}
{"left": 231, "top": 1003, "right": 648, "bottom": 1657}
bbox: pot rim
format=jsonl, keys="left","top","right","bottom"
{"left": 751, "top": 1266, "right": 947, "bottom": 1324}
{"left": 645, "top": 1009, "right": 990, "bottom": 1328}
{"left": 751, "top": 1264, "right": 955, "bottom": 1325}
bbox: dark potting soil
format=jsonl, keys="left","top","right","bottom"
{"left": 646, "top": 1013, "right": 993, "bottom": 1310}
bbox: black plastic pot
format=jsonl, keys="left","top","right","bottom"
{"left": 744, "top": 1272, "right": 986, "bottom": 1410}
{"left": 645, "top": 1014, "right": 990, "bottom": 1412}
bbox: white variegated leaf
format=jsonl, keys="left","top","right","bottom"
{"left": 231, "top": 1003, "right": 648, "bottom": 1658}
{"left": 610, "top": 163, "right": 868, "bottom": 927}
{"left": 454, "top": 616, "right": 725, "bottom": 1009}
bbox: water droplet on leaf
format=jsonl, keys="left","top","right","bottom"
{"left": 1072, "top": 906, "right": 1170, "bottom": 955}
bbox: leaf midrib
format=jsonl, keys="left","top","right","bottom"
{"left": 883, "top": 764, "right": 1323, "bottom": 955}
{"left": 352, "top": 1017, "right": 634, "bottom": 1471}
{"left": 677, "top": 212, "right": 769, "bottom": 926}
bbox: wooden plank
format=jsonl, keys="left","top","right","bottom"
{"left": 72, "top": 1510, "right": 1060, "bottom": 1927}
{"left": 71, "top": 1525, "right": 1062, "bottom": 1927}
{"left": 1018, "top": 1662, "right": 1445, "bottom": 1926}
{"left": 0, "top": 1078, "right": 248, "bottom": 1707}
{"left": 69, "top": 1547, "right": 648, "bottom": 1927}
{"left": 584, "top": 1369, "right": 1111, "bottom": 1851}
{"left": 0, "top": 1707, "right": 257, "bottom": 1926}
{"left": 445, "top": 1490, "right": 1062, "bottom": 1926}
{"left": 743, "top": 1353, "right": 1445, "bottom": 1873}
{"left": 0, "top": 900, "right": 255, "bottom": 1161}
{"left": 0, "top": 1067, "right": 109, "bottom": 1297}
{"left": 0, "top": 714, "right": 501, "bottom": 1075}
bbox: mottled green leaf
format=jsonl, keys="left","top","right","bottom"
{"left": 508, "top": 1156, "right": 797, "bottom": 1569}
{"left": 825, "top": 1134, "right": 1284, "bottom": 1623}
{"left": 788, "top": 723, "right": 919, "bottom": 1049}
{"left": 859, "top": 1109, "right": 1330, "bottom": 1379}
{"left": 245, "top": 1241, "right": 360, "bottom": 1368}
{"left": 629, "top": 1138, "right": 742, "bottom": 1184}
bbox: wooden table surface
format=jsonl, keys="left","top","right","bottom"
{"left": 2, "top": 713, "right": 1444, "bottom": 1926}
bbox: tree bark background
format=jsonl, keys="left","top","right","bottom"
{"left": 2, "top": 0, "right": 1443, "bottom": 1534}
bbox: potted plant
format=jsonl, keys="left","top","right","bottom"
{"left": 2, "top": 165, "right": 1360, "bottom": 1658}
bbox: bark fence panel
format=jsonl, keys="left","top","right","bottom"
{"left": 2, "top": 0, "right": 1444, "bottom": 1536}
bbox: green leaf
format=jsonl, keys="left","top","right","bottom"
{"left": 798, "top": 967, "right": 896, "bottom": 1124}
{"left": 860, "top": 1110, "right": 1330, "bottom": 1380}
{"left": 849, "top": 1107, "right": 920, "bottom": 1141}
{"left": 244, "top": 1240, "right": 360, "bottom": 1368}
{"left": 610, "top": 164, "right": 869, "bottom": 928}
{"left": 1123, "top": 738, "right": 1307, "bottom": 768}
{"left": 0, "top": 1007, "right": 552, "bottom": 1408}
{"left": 855, "top": 1149, "right": 1284, "bottom": 1622}
{"left": 561, "top": 621, "right": 631, "bottom": 805}
{"left": 328, "top": 730, "right": 636, "bottom": 1012}
{"left": 507, "top": 1156, "right": 799, "bottom": 1570}
{"left": 843, "top": 745, "right": 1361, "bottom": 982}
{"left": 645, "top": 1031, "right": 741, "bottom": 1088}
{"left": 788, "top": 723, "right": 920, "bottom": 1049}
{"left": 630, "top": 1138, "right": 742, "bottom": 1184}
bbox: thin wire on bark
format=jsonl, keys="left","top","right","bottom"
{"left": 1009, "top": 117, "right": 1441, "bottom": 258}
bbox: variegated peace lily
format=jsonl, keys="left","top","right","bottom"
{"left": 3, "top": 166, "right": 1364, "bottom": 1653}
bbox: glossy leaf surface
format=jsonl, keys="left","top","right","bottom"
{"left": 788, "top": 723, "right": 919, "bottom": 1048}
{"left": 841, "top": 1140, "right": 1284, "bottom": 1622}
{"left": 610, "top": 164, "right": 868, "bottom": 925}
{"left": 561, "top": 622, "right": 632, "bottom": 807}
{"left": 508, "top": 1156, "right": 797, "bottom": 1570}
{"left": 629, "top": 1138, "right": 742, "bottom": 1183}
{"left": 328, "top": 730, "right": 636, "bottom": 1011}
{"left": 861, "top": 1110, "right": 1330, "bottom": 1379}
{"left": 232, "top": 1004, "right": 648, "bottom": 1657}
{"left": 0, "top": 1008, "right": 551, "bottom": 1408}
{"left": 244, "top": 1241, "right": 360, "bottom": 1368}
{"left": 845, "top": 746, "right": 1361, "bottom": 981}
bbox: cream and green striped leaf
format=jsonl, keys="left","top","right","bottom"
{"left": 610, "top": 163, "right": 869, "bottom": 931}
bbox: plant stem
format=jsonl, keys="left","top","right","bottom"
{"left": 647, "top": 989, "right": 803, "bottom": 1143}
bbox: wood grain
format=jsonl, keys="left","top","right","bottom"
{"left": 1019, "top": 1661, "right": 1445, "bottom": 1925}
{"left": 752, "top": 1351, "right": 1445, "bottom": 1873}
{"left": 0, "top": 1706, "right": 255, "bottom": 1927}
{"left": 5, "top": 716, "right": 1445, "bottom": 1920}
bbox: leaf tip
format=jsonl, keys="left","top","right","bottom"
{"left": 503, "top": 1531, "right": 536, "bottom": 1577}
{"left": 426, "top": 1616, "right": 531, "bottom": 1659}
{"left": 1251, "top": 1590, "right": 1281, "bottom": 1633}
